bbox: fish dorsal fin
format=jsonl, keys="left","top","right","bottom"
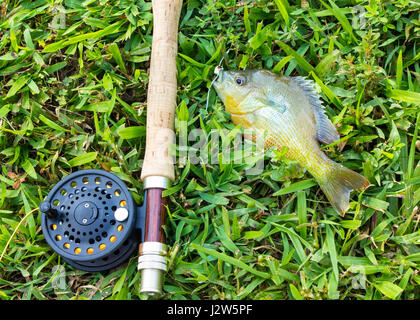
{"left": 291, "top": 76, "right": 339, "bottom": 145}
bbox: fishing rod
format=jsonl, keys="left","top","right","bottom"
{"left": 39, "top": 0, "right": 183, "bottom": 297}
{"left": 138, "top": 0, "right": 183, "bottom": 295}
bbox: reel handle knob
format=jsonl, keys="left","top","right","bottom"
{"left": 40, "top": 201, "right": 57, "bottom": 218}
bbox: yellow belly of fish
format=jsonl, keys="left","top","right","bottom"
{"left": 265, "top": 133, "right": 331, "bottom": 180}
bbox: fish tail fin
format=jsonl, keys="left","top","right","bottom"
{"left": 317, "top": 161, "right": 370, "bottom": 216}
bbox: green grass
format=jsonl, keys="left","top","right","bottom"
{"left": 0, "top": 0, "right": 419, "bottom": 300}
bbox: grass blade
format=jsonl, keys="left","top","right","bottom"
{"left": 320, "top": 0, "right": 358, "bottom": 44}
{"left": 39, "top": 115, "right": 69, "bottom": 132}
{"left": 6, "top": 75, "right": 28, "bottom": 97}
{"left": 373, "top": 281, "right": 403, "bottom": 300}
{"left": 190, "top": 243, "right": 270, "bottom": 279}
{"left": 276, "top": 41, "right": 314, "bottom": 74}
{"left": 297, "top": 190, "right": 307, "bottom": 238}
{"left": 387, "top": 89, "right": 420, "bottom": 104}
{"left": 273, "top": 179, "right": 316, "bottom": 196}
{"left": 108, "top": 43, "right": 127, "bottom": 73}
{"left": 272, "top": 55, "right": 294, "bottom": 73}
{"left": 118, "top": 126, "right": 146, "bottom": 139}
{"left": 43, "top": 21, "right": 124, "bottom": 53}
{"left": 326, "top": 225, "right": 339, "bottom": 282}
{"left": 396, "top": 49, "right": 403, "bottom": 89}
{"left": 315, "top": 49, "right": 340, "bottom": 77}
{"left": 68, "top": 152, "right": 98, "bottom": 167}
{"left": 310, "top": 71, "right": 344, "bottom": 109}
{"left": 274, "top": 0, "right": 289, "bottom": 26}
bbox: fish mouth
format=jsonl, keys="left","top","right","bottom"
{"left": 212, "top": 69, "right": 245, "bottom": 115}
{"left": 214, "top": 66, "right": 224, "bottom": 80}
{"left": 215, "top": 69, "right": 225, "bottom": 84}
{"left": 218, "top": 69, "right": 225, "bottom": 82}
{"left": 213, "top": 67, "right": 224, "bottom": 88}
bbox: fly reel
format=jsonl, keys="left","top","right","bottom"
{"left": 40, "top": 170, "right": 145, "bottom": 272}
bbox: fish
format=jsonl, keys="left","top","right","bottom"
{"left": 213, "top": 69, "right": 369, "bottom": 216}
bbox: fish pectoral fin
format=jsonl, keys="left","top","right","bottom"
{"left": 291, "top": 77, "right": 340, "bottom": 145}
{"left": 230, "top": 113, "right": 256, "bottom": 128}
{"left": 253, "top": 95, "right": 287, "bottom": 114}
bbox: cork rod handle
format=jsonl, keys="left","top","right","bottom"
{"left": 141, "top": 0, "right": 183, "bottom": 182}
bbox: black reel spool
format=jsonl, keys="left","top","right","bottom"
{"left": 40, "top": 170, "right": 145, "bottom": 272}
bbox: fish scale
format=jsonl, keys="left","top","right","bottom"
{"left": 214, "top": 69, "right": 369, "bottom": 215}
{"left": 257, "top": 106, "right": 331, "bottom": 178}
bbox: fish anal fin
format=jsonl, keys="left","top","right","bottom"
{"left": 291, "top": 76, "right": 340, "bottom": 145}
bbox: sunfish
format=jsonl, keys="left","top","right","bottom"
{"left": 213, "top": 69, "right": 369, "bottom": 215}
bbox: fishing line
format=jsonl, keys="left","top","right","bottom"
{"left": 205, "top": 48, "right": 231, "bottom": 111}
{"left": 204, "top": 15, "right": 236, "bottom": 111}
{"left": 0, "top": 207, "right": 39, "bottom": 263}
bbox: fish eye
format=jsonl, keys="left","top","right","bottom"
{"left": 235, "top": 76, "right": 246, "bottom": 86}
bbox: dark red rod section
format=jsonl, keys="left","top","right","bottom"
{"left": 144, "top": 188, "right": 166, "bottom": 243}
